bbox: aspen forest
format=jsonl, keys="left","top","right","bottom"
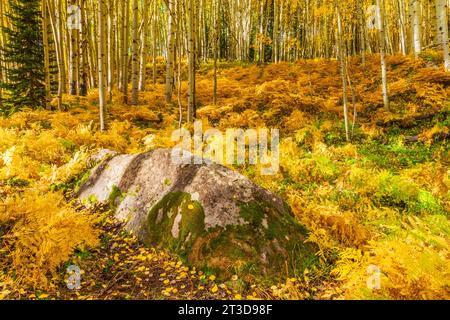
{"left": 0, "top": 0, "right": 449, "bottom": 301}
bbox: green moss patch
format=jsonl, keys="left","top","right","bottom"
{"left": 146, "top": 193, "right": 317, "bottom": 283}
{"left": 147, "top": 192, "right": 206, "bottom": 256}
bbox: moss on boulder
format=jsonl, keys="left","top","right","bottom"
{"left": 78, "top": 149, "right": 317, "bottom": 280}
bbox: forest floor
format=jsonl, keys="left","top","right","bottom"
{"left": 0, "top": 51, "right": 449, "bottom": 300}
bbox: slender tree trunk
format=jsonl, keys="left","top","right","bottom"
{"left": 58, "top": 0, "right": 67, "bottom": 94}
{"left": 213, "top": 0, "right": 220, "bottom": 105}
{"left": 410, "top": 0, "right": 422, "bottom": 58}
{"left": 437, "top": 0, "right": 450, "bottom": 71}
{"left": 378, "top": 0, "right": 390, "bottom": 111}
{"left": 122, "top": 0, "right": 130, "bottom": 104}
{"left": 165, "top": 0, "right": 176, "bottom": 104}
{"left": 42, "top": 0, "right": 51, "bottom": 108}
{"left": 152, "top": 0, "right": 158, "bottom": 84}
{"left": 107, "top": 0, "right": 114, "bottom": 104}
{"left": 79, "top": 0, "right": 88, "bottom": 96}
{"left": 272, "top": 0, "right": 279, "bottom": 63}
{"left": 176, "top": 0, "right": 183, "bottom": 127}
{"left": 139, "top": 0, "right": 149, "bottom": 91}
{"left": 336, "top": 1, "right": 349, "bottom": 142}
{"left": 397, "top": 0, "right": 407, "bottom": 55}
{"left": 258, "top": 1, "right": 264, "bottom": 63}
{"left": 98, "top": 0, "right": 107, "bottom": 131}
{"left": 46, "top": 0, "right": 63, "bottom": 110}
{"left": 358, "top": 0, "right": 366, "bottom": 65}
{"left": 187, "top": 0, "right": 196, "bottom": 122}
{"left": 131, "top": 0, "right": 139, "bottom": 105}
{"left": 69, "top": 1, "right": 79, "bottom": 95}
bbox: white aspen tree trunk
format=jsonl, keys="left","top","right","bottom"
{"left": 80, "top": 0, "right": 88, "bottom": 96}
{"left": 273, "top": 0, "right": 279, "bottom": 63}
{"left": 139, "top": 0, "right": 149, "bottom": 91}
{"left": 194, "top": 0, "right": 201, "bottom": 63}
{"left": 76, "top": 3, "right": 81, "bottom": 95}
{"left": 336, "top": 1, "right": 349, "bottom": 142}
{"left": 258, "top": 1, "right": 264, "bottom": 63}
{"left": 42, "top": 0, "right": 51, "bottom": 108}
{"left": 115, "top": 2, "right": 121, "bottom": 91}
{"left": 98, "top": 0, "right": 107, "bottom": 131}
{"left": 46, "top": 0, "right": 63, "bottom": 110}
{"left": 107, "top": 0, "right": 114, "bottom": 103}
{"left": 57, "top": 0, "right": 67, "bottom": 94}
{"left": 165, "top": 0, "right": 176, "bottom": 104}
{"left": 64, "top": 0, "right": 71, "bottom": 93}
{"left": 199, "top": 0, "right": 205, "bottom": 61}
{"left": 358, "top": 0, "right": 366, "bottom": 64}
{"left": 378, "top": 0, "right": 390, "bottom": 111}
{"left": 84, "top": 0, "right": 96, "bottom": 88}
{"left": 397, "top": 0, "right": 407, "bottom": 55}
{"left": 103, "top": 1, "right": 108, "bottom": 100}
{"left": 187, "top": 0, "right": 196, "bottom": 122}
{"left": 122, "top": 0, "right": 130, "bottom": 103}
{"left": 437, "top": 0, "right": 450, "bottom": 71}
{"left": 280, "top": 0, "right": 285, "bottom": 61}
{"left": 152, "top": 0, "right": 158, "bottom": 84}
{"left": 410, "top": 0, "right": 422, "bottom": 58}
{"left": 213, "top": 0, "right": 220, "bottom": 105}
{"left": 87, "top": 7, "right": 97, "bottom": 88}
{"left": 131, "top": 0, "right": 139, "bottom": 105}
{"left": 175, "top": 0, "right": 182, "bottom": 127}
{"left": 69, "top": 1, "right": 79, "bottom": 95}
{"left": 384, "top": 8, "right": 394, "bottom": 55}
{"left": 118, "top": 0, "right": 123, "bottom": 91}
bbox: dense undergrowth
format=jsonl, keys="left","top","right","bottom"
{"left": 0, "top": 52, "right": 449, "bottom": 299}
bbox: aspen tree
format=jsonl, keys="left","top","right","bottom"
{"left": 122, "top": 0, "right": 130, "bottom": 103}
{"left": 358, "top": 0, "right": 367, "bottom": 64}
{"left": 68, "top": 1, "right": 79, "bottom": 95}
{"left": 98, "top": 0, "right": 107, "bottom": 131}
{"left": 115, "top": 2, "right": 121, "bottom": 92}
{"left": 272, "top": 0, "right": 280, "bottom": 63}
{"left": 107, "top": 0, "right": 115, "bottom": 103}
{"left": 436, "top": 0, "right": 450, "bottom": 71}
{"left": 187, "top": 0, "right": 196, "bottom": 122}
{"left": 176, "top": 0, "right": 183, "bottom": 127}
{"left": 139, "top": 0, "right": 149, "bottom": 91}
{"left": 397, "top": 0, "right": 407, "bottom": 55}
{"left": 410, "top": 0, "right": 422, "bottom": 58}
{"left": 213, "top": 0, "right": 221, "bottom": 105}
{"left": 46, "top": 0, "right": 63, "bottom": 110}
{"left": 102, "top": 0, "right": 108, "bottom": 103}
{"left": 258, "top": 1, "right": 264, "bottom": 64}
{"left": 131, "top": 0, "right": 139, "bottom": 105}
{"left": 57, "top": 0, "right": 67, "bottom": 94}
{"left": 378, "top": 0, "right": 390, "bottom": 111}
{"left": 165, "top": 0, "right": 176, "bottom": 104}
{"left": 42, "top": 0, "right": 51, "bottom": 108}
{"left": 79, "top": 0, "right": 88, "bottom": 96}
{"left": 336, "top": 0, "right": 349, "bottom": 142}
{"left": 152, "top": 0, "right": 158, "bottom": 84}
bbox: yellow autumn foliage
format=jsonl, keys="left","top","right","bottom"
{"left": 0, "top": 53, "right": 448, "bottom": 299}
{"left": 0, "top": 191, "right": 99, "bottom": 288}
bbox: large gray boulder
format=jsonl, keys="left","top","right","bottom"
{"left": 78, "top": 148, "right": 315, "bottom": 278}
